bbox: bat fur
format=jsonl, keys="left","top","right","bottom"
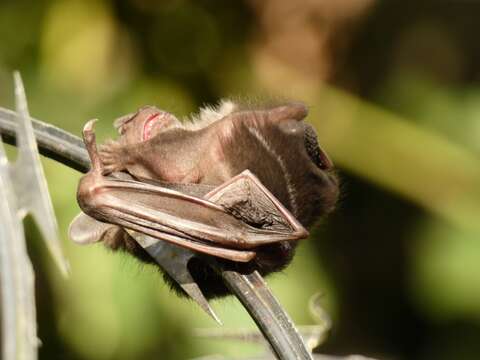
{"left": 70, "top": 99, "right": 339, "bottom": 298}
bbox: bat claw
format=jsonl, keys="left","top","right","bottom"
{"left": 83, "top": 119, "right": 98, "bottom": 144}
{"left": 83, "top": 118, "right": 98, "bottom": 130}
{"left": 82, "top": 119, "right": 104, "bottom": 173}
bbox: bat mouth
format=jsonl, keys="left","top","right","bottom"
{"left": 304, "top": 125, "right": 333, "bottom": 170}
{"left": 142, "top": 112, "right": 170, "bottom": 141}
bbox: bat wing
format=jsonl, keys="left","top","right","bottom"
{"left": 74, "top": 119, "right": 308, "bottom": 262}
{"left": 77, "top": 171, "right": 308, "bottom": 261}
{"left": 69, "top": 212, "right": 126, "bottom": 245}
{"left": 205, "top": 170, "right": 307, "bottom": 237}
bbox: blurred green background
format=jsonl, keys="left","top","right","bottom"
{"left": 1, "top": 0, "right": 480, "bottom": 359}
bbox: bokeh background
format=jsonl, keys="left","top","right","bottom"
{"left": 1, "top": 0, "right": 480, "bottom": 359}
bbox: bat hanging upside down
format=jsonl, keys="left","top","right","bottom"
{"left": 69, "top": 100, "right": 339, "bottom": 299}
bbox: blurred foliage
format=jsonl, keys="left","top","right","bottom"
{"left": 1, "top": 0, "right": 480, "bottom": 359}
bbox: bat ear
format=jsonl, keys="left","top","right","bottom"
{"left": 268, "top": 102, "right": 308, "bottom": 122}
{"left": 69, "top": 212, "right": 120, "bottom": 244}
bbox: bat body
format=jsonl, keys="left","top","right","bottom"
{"left": 70, "top": 100, "right": 338, "bottom": 298}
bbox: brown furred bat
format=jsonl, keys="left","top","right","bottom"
{"left": 69, "top": 100, "right": 339, "bottom": 298}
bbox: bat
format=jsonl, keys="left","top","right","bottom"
{"left": 69, "top": 100, "right": 339, "bottom": 298}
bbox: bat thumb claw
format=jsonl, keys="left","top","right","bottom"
{"left": 82, "top": 119, "right": 103, "bottom": 173}
{"left": 83, "top": 119, "right": 98, "bottom": 141}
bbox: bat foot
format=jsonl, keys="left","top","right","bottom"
{"left": 99, "top": 140, "right": 126, "bottom": 175}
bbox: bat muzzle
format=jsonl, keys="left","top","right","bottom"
{"left": 304, "top": 124, "right": 333, "bottom": 171}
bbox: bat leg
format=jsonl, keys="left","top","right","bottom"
{"left": 99, "top": 139, "right": 128, "bottom": 174}
{"left": 205, "top": 170, "right": 308, "bottom": 241}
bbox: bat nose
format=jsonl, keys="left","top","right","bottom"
{"left": 304, "top": 124, "right": 333, "bottom": 170}
{"left": 316, "top": 142, "right": 333, "bottom": 170}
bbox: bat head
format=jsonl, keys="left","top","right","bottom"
{"left": 113, "top": 106, "right": 182, "bottom": 144}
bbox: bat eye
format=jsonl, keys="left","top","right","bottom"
{"left": 304, "top": 125, "right": 333, "bottom": 170}
{"left": 278, "top": 119, "right": 304, "bottom": 135}
{"left": 114, "top": 112, "right": 137, "bottom": 134}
